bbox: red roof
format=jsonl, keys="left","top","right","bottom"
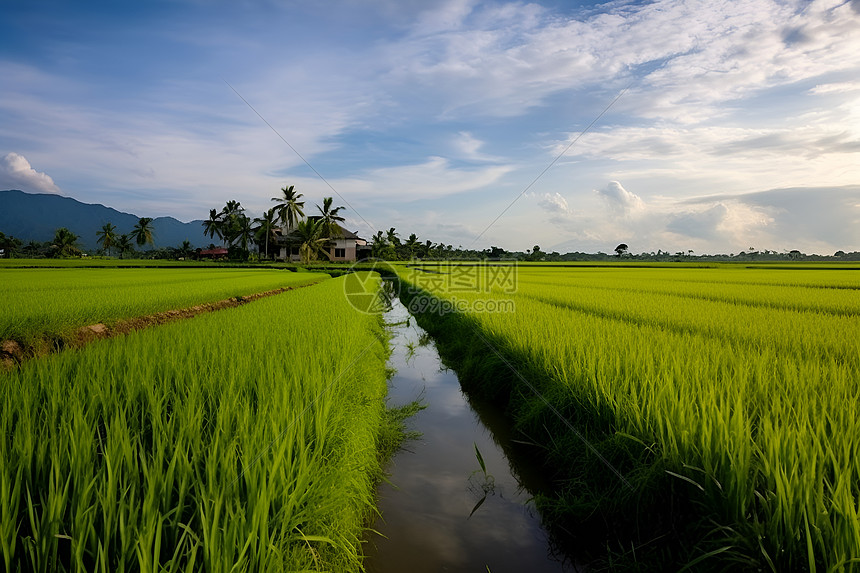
{"left": 199, "top": 248, "right": 229, "bottom": 256}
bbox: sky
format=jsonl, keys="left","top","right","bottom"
{"left": 1, "top": 0, "right": 858, "bottom": 254}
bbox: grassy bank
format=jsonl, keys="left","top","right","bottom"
{"left": 1, "top": 274, "right": 393, "bottom": 572}
{"left": 397, "top": 265, "right": 860, "bottom": 571}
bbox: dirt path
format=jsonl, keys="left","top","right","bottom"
{"left": 1, "top": 282, "right": 317, "bottom": 370}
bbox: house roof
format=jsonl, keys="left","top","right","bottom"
{"left": 279, "top": 219, "right": 366, "bottom": 242}
{"left": 199, "top": 247, "right": 228, "bottom": 255}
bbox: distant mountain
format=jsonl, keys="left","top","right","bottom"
{"left": 0, "top": 189, "right": 211, "bottom": 251}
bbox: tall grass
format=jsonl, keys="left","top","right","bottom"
{"left": 0, "top": 268, "right": 325, "bottom": 344}
{"left": 0, "top": 273, "right": 389, "bottom": 571}
{"left": 400, "top": 266, "right": 860, "bottom": 570}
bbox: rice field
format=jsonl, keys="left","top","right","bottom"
{"left": 0, "top": 273, "right": 392, "bottom": 572}
{"left": 0, "top": 268, "right": 325, "bottom": 344}
{"left": 400, "top": 264, "right": 860, "bottom": 570}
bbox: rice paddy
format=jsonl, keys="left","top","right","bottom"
{"left": 1, "top": 268, "right": 324, "bottom": 344}
{"left": 0, "top": 273, "right": 393, "bottom": 572}
{"left": 400, "top": 264, "right": 860, "bottom": 571}
{"left": 4, "top": 262, "right": 859, "bottom": 571}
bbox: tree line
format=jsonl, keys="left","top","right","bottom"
{"left": 201, "top": 186, "right": 346, "bottom": 262}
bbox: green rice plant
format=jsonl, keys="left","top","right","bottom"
{"left": 398, "top": 265, "right": 860, "bottom": 570}
{"left": 0, "top": 268, "right": 325, "bottom": 344}
{"left": 0, "top": 273, "right": 389, "bottom": 572}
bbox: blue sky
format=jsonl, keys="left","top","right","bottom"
{"left": 1, "top": 0, "right": 858, "bottom": 254}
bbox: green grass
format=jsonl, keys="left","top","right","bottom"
{"left": 0, "top": 268, "right": 326, "bottom": 344}
{"left": 398, "top": 265, "right": 860, "bottom": 571}
{"left": 0, "top": 258, "right": 304, "bottom": 269}
{"left": 0, "top": 273, "right": 391, "bottom": 572}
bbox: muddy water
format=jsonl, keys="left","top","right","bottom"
{"left": 364, "top": 298, "right": 581, "bottom": 572}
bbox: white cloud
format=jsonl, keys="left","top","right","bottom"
{"left": 595, "top": 181, "right": 645, "bottom": 217}
{"left": 809, "top": 81, "right": 860, "bottom": 95}
{"left": 383, "top": 0, "right": 860, "bottom": 120}
{"left": 348, "top": 156, "right": 513, "bottom": 199}
{"left": 536, "top": 192, "right": 572, "bottom": 214}
{"left": 666, "top": 202, "right": 773, "bottom": 242}
{"left": 683, "top": 186, "right": 860, "bottom": 251}
{"left": 0, "top": 152, "right": 60, "bottom": 194}
{"left": 451, "top": 131, "right": 502, "bottom": 162}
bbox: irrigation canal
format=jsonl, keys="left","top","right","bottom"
{"left": 364, "top": 297, "right": 581, "bottom": 572}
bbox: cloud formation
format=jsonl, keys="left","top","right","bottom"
{"left": 0, "top": 152, "right": 60, "bottom": 194}
{"left": 537, "top": 192, "right": 572, "bottom": 215}
{"left": 596, "top": 181, "right": 645, "bottom": 217}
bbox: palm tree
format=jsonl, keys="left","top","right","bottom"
{"left": 96, "top": 222, "right": 117, "bottom": 256}
{"left": 317, "top": 196, "right": 345, "bottom": 239}
{"left": 386, "top": 227, "right": 400, "bottom": 247}
{"left": 202, "top": 209, "right": 223, "bottom": 243}
{"left": 294, "top": 219, "right": 328, "bottom": 263}
{"left": 234, "top": 214, "right": 254, "bottom": 253}
{"left": 130, "top": 217, "right": 155, "bottom": 248}
{"left": 404, "top": 233, "right": 419, "bottom": 259}
{"left": 51, "top": 228, "right": 81, "bottom": 258}
{"left": 220, "top": 201, "right": 244, "bottom": 247}
{"left": 271, "top": 185, "right": 305, "bottom": 232}
{"left": 254, "top": 208, "right": 278, "bottom": 259}
{"left": 116, "top": 234, "right": 134, "bottom": 259}
{"left": 371, "top": 230, "right": 387, "bottom": 258}
{"left": 422, "top": 239, "right": 433, "bottom": 259}
{"left": 178, "top": 240, "right": 193, "bottom": 259}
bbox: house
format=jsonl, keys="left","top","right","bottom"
{"left": 276, "top": 220, "right": 370, "bottom": 262}
{"left": 197, "top": 247, "right": 229, "bottom": 260}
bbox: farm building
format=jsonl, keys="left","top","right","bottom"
{"left": 197, "top": 247, "right": 229, "bottom": 260}
{"left": 277, "top": 221, "right": 369, "bottom": 262}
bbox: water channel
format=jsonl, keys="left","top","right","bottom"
{"left": 364, "top": 297, "right": 582, "bottom": 572}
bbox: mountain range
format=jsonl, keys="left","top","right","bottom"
{"left": 0, "top": 190, "right": 210, "bottom": 251}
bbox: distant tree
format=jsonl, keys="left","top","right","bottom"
{"left": 422, "top": 239, "right": 434, "bottom": 259}
{"left": 51, "top": 228, "right": 81, "bottom": 258}
{"left": 789, "top": 249, "right": 802, "bottom": 260}
{"left": 528, "top": 245, "right": 544, "bottom": 261}
{"left": 403, "top": 233, "right": 420, "bottom": 259}
{"left": 234, "top": 214, "right": 254, "bottom": 253}
{"left": 294, "top": 218, "right": 328, "bottom": 263}
{"left": 202, "top": 209, "right": 223, "bottom": 243}
{"left": 834, "top": 250, "right": 846, "bottom": 258}
{"left": 317, "top": 196, "right": 345, "bottom": 239}
{"left": 371, "top": 230, "right": 387, "bottom": 258}
{"left": 0, "top": 231, "right": 23, "bottom": 257}
{"left": 130, "top": 217, "right": 155, "bottom": 248}
{"left": 271, "top": 185, "right": 305, "bottom": 232}
{"left": 23, "top": 240, "right": 42, "bottom": 257}
{"left": 96, "top": 222, "right": 118, "bottom": 256}
{"left": 386, "top": 228, "right": 400, "bottom": 248}
{"left": 116, "top": 234, "right": 134, "bottom": 259}
{"left": 219, "top": 201, "right": 245, "bottom": 247}
{"left": 178, "top": 240, "right": 193, "bottom": 259}
{"left": 254, "top": 208, "right": 278, "bottom": 259}
{"left": 488, "top": 246, "right": 507, "bottom": 259}
{"left": 615, "top": 243, "right": 629, "bottom": 257}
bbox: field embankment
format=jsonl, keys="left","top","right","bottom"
{"left": 1, "top": 273, "right": 394, "bottom": 572}
{"left": 397, "top": 265, "right": 860, "bottom": 571}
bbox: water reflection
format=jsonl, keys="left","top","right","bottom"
{"left": 364, "top": 298, "right": 582, "bottom": 573}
